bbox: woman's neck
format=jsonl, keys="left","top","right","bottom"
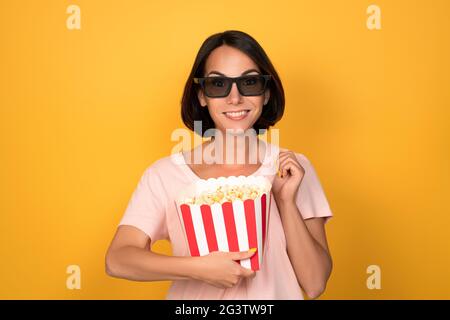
{"left": 207, "top": 131, "right": 265, "bottom": 168}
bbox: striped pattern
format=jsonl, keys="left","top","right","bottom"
{"left": 179, "top": 193, "right": 270, "bottom": 271}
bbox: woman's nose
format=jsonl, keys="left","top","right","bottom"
{"left": 226, "top": 82, "right": 243, "bottom": 104}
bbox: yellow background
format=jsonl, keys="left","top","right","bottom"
{"left": 1, "top": 0, "right": 449, "bottom": 299}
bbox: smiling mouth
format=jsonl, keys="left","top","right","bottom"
{"left": 222, "top": 109, "right": 250, "bottom": 117}
{"left": 222, "top": 109, "right": 250, "bottom": 120}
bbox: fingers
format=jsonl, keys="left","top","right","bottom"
{"left": 277, "top": 154, "right": 304, "bottom": 178}
{"left": 230, "top": 249, "right": 257, "bottom": 279}
{"left": 277, "top": 151, "right": 297, "bottom": 177}
{"left": 230, "top": 248, "right": 257, "bottom": 261}
{"left": 240, "top": 267, "right": 256, "bottom": 278}
{"left": 207, "top": 250, "right": 258, "bottom": 288}
{"left": 280, "top": 159, "right": 303, "bottom": 178}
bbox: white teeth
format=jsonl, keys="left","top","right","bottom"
{"left": 225, "top": 110, "right": 248, "bottom": 117}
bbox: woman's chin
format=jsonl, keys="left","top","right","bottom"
{"left": 223, "top": 125, "right": 254, "bottom": 135}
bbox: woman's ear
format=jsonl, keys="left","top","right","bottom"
{"left": 264, "top": 89, "right": 270, "bottom": 105}
{"left": 197, "top": 89, "right": 207, "bottom": 107}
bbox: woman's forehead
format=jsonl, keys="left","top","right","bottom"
{"left": 204, "top": 45, "right": 260, "bottom": 76}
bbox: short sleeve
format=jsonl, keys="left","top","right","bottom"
{"left": 118, "top": 166, "right": 169, "bottom": 242}
{"left": 295, "top": 153, "right": 333, "bottom": 223}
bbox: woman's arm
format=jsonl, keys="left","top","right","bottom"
{"left": 105, "top": 225, "right": 257, "bottom": 287}
{"left": 105, "top": 225, "right": 194, "bottom": 281}
{"left": 272, "top": 150, "right": 333, "bottom": 299}
{"left": 106, "top": 246, "right": 196, "bottom": 281}
{"left": 277, "top": 200, "right": 332, "bottom": 299}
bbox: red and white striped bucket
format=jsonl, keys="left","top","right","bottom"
{"left": 175, "top": 176, "right": 272, "bottom": 271}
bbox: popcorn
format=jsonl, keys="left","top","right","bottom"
{"left": 175, "top": 175, "right": 272, "bottom": 271}
{"left": 182, "top": 183, "right": 267, "bottom": 205}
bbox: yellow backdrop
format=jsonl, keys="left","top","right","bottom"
{"left": 1, "top": 0, "right": 449, "bottom": 299}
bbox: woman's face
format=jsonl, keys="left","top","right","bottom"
{"left": 197, "top": 45, "right": 270, "bottom": 134}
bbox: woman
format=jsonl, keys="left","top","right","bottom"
{"left": 105, "top": 30, "right": 333, "bottom": 299}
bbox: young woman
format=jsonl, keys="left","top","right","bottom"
{"left": 105, "top": 30, "right": 333, "bottom": 300}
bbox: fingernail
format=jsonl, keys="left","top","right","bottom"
{"left": 249, "top": 248, "right": 257, "bottom": 253}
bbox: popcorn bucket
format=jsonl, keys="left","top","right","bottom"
{"left": 175, "top": 175, "right": 272, "bottom": 271}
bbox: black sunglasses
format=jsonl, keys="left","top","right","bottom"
{"left": 193, "top": 74, "right": 271, "bottom": 98}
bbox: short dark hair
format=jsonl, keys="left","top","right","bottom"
{"left": 181, "top": 30, "right": 285, "bottom": 136}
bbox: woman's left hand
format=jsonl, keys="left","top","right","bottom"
{"left": 272, "top": 150, "right": 305, "bottom": 204}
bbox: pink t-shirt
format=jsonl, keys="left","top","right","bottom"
{"left": 118, "top": 141, "right": 333, "bottom": 299}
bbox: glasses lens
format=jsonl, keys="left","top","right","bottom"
{"left": 237, "top": 75, "right": 266, "bottom": 96}
{"left": 204, "top": 77, "right": 231, "bottom": 97}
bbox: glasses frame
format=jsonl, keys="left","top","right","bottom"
{"left": 193, "top": 74, "right": 272, "bottom": 98}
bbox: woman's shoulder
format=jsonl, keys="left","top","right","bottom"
{"left": 143, "top": 152, "right": 184, "bottom": 175}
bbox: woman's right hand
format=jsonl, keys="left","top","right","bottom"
{"left": 189, "top": 249, "right": 258, "bottom": 289}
